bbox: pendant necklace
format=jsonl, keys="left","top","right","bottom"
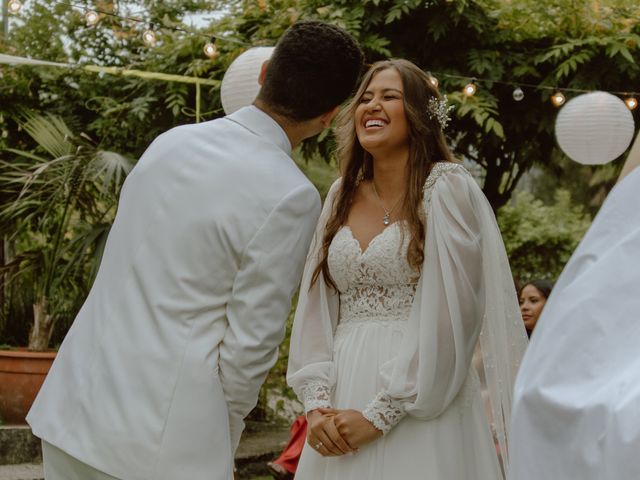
{"left": 371, "top": 181, "right": 403, "bottom": 226}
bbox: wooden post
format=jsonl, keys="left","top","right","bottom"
{"left": 196, "top": 81, "right": 201, "bottom": 123}
{"left": 1, "top": 0, "right": 8, "bottom": 38}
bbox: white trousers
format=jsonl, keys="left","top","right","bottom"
{"left": 42, "top": 441, "right": 121, "bottom": 480}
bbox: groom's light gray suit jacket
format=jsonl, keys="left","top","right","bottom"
{"left": 27, "top": 106, "right": 321, "bottom": 480}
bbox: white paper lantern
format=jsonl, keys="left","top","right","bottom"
{"left": 220, "top": 47, "right": 275, "bottom": 115}
{"left": 555, "top": 91, "right": 636, "bottom": 165}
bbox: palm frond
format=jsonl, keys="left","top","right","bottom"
{"left": 92, "top": 151, "right": 134, "bottom": 195}
{"left": 19, "top": 112, "right": 75, "bottom": 160}
{"left": 1, "top": 112, "right": 132, "bottom": 349}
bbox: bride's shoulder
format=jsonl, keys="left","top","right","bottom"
{"left": 422, "top": 161, "right": 470, "bottom": 195}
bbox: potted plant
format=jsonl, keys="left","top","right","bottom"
{"left": 0, "top": 112, "right": 132, "bottom": 423}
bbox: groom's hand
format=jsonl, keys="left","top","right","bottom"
{"left": 307, "top": 408, "right": 356, "bottom": 457}
{"left": 333, "top": 409, "right": 383, "bottom": 449}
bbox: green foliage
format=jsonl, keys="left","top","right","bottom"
{"left": 4, "top": 0, "right": 638, "bottom": 212}
{"left": 251, "top": 295, "right": 299, "bottom": 422}
{"left": 215, "top": 0, "right": 639, "bottom": 210}
{"left": 531, "top": 151, "right": 625, "bottom": 217}
{"left": 498, "top": 189, "right": 592, "bottom": 283}
{"left": 0, "top": 113, "right": 133, "bottom": 349}
{"left": 295, "top": 153, "right": 339, "bottom": 200}
{"left": 0, "top": 0, "right": 225, "bottom": 160}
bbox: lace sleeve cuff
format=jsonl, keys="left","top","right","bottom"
{"left": 301, "top": 381, "right": 333, "bottom": 414}
{"left": 362, "top": 391, "right": 407, "bottom": 435}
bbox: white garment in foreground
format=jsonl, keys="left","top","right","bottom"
{"left": 510, "top": 167, "right": 640, "bottom": 480}
{"left": 27, "top": 106, "right": 320, "bottom": 480}
{"left": 42, "top": 442, "right": 120, "bottom": 480}
{"left": 288, "top": 163, "right": 528, "bottom": 479}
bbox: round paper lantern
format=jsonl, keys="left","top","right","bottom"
{"left": 221, "top": 47, "right": 275, "bottom": 115}
{"left": 555, "top": 91, "right": 636, "bottom": 165}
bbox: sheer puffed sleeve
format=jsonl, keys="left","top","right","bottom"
{"left": 362, "top": 163, "right": 527, "bottom": 476}
{"left": 287, "top": 179, "right": 341, "bottom": 413}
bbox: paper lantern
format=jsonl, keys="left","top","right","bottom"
{"left": 220, "top": 47, "right": 275, "bottom": 115}
{"left": 555, "top": 91, "right": 635, "bottom": 165}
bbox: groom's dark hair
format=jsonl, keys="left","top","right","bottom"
{"left": 256, "top": 21, "right": 364, "bottom": 121}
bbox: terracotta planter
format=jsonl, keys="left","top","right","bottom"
{"left": 0, "top": 349, "right": 56, "bottom": 425}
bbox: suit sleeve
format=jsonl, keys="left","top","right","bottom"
{"left": 286, "top": 179, "right": 342, "bottom": 413}
{"left": 219, "top": 183, "right": 321, "bottom": 454}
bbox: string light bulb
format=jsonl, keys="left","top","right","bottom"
{"left": 142, "top": 25, "right": 157, "bottom": 46}
{"left": 85, "top": 10, "right": 100, "bottom": 26}
{"left": 551, "top": 91, "right": 566, "bottom": 107}
{"left": 512, "top": 86, "right": 524, "bottom": 101}
{"left": 625, "top": 96, "right": 638, "bottom": 110}
{"left": 463, "top": 79, "right": 477, "bottom": 97}
{"left": 8, "top": 0, "right": 22, "bottom": 14}
{"left": 203, "top": 38, "right": 218, "bottom": 59}
{"left": 427, "top": 73, "right": 439, "bottom": 89}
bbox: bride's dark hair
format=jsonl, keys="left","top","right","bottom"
{"left": 312, "top": 59, "right": 455, "bottom": 290}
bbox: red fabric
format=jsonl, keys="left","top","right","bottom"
{"left": 273, "top": 416, "right": 307, "bottom": 474}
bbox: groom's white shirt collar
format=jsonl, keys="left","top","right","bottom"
{"left": 226, "top": 105, "right": 292, "bottom": 156}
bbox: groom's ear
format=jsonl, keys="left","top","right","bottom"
{"left": 319, "top": 106, "right": 340, "bottom": 129}
{"left": 258, "top": 60, "right": 270, "bottom": 86}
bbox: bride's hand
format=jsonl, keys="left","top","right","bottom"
{"left": 332, "top": 409, "right": 383, "bottom": 449}
{"left": 307, "top": 408, "right": 356, "bottom": 457}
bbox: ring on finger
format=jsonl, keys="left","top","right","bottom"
{"left": 315, "top": 441, "right": 323, "bottom": 450}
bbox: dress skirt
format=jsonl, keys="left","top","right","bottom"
{"left": 295, "top": 320, "right": 502, "bottom": 480}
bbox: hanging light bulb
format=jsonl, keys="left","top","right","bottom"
{"left": 512, "top": 86, "right": 524, "bottom": 101}
{"left": 625, "top": 96, "right": 638, "bottom": 110}
{"left": 203, "top": 38, "right": 218, "bottom": 59}
{"left": 427, "top": 72, "right": 439, "bottom": 89}
{"left": 8, "top": 0, "right": 22, "bottom": 14}
{"left": 85, "top": 10, "right": 100, "bottom": 26}
{"left": 551, "top": 91, "right": 566, "bottom": 107}
{"left": 142, "top": 24, "right": 157, "bottom": 46}
{"left": 463, "top": 79, "right": 477, "bottom": 97}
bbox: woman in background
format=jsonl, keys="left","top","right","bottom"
{"left": 519, "top": 280, "right": 553, "bottom": 336}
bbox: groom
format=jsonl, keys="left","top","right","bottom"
{"left": 27, "top": 21, "right": 364, "bottom": 480}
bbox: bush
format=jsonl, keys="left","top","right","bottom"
{"left": 498, "top": 189, "right": 591, "bottom": 283}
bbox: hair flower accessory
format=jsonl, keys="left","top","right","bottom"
{"left": 427, "top": 95, "right": 454, "bottom": 130}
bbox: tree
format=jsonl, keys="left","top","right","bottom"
{"left": 4, "top": 0, "right": 637, "bottom": 211}
{"left": 0, "top": 113, "right": 132, "bottom": 349}
{"left": 497, "top": 189, "right": 591, "bottom": 283}
{"left": 0, "top": 0, "right": 224, "bottom": 159}
{"left": 216, "top": 0, "right": 639, "bottom": 210}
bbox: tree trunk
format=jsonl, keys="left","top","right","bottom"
{"left": 28, "top": 298, "right": 56, "bottom": 351}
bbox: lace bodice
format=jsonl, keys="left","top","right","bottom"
{"left": 328, "top": 223, "right": 419, "bottom": 328}
{"left": 322, "top": 222, "right": 419, "bottom": 433}
{"left": 300, "top": 223, "right": 419, "bottom": 417}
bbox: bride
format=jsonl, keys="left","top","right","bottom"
{"left": 287, "top": 59, "right": 528, "bottom": 479}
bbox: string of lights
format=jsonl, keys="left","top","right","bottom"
{"left": 6, "top": 0, "right": 246, "bottom": 58}
{"left": 5, "top": 0, "right": 639, "bottom": 110}
{"left": 427, "top": 72, "right": 638, "bottom": 110}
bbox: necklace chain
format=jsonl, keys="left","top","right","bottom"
{"left": 371, "top": 181, "right": 403, "bottom": 226}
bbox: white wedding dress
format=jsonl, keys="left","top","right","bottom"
{"left": 288, "top": 163, "right": 528, "bottom": 480}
